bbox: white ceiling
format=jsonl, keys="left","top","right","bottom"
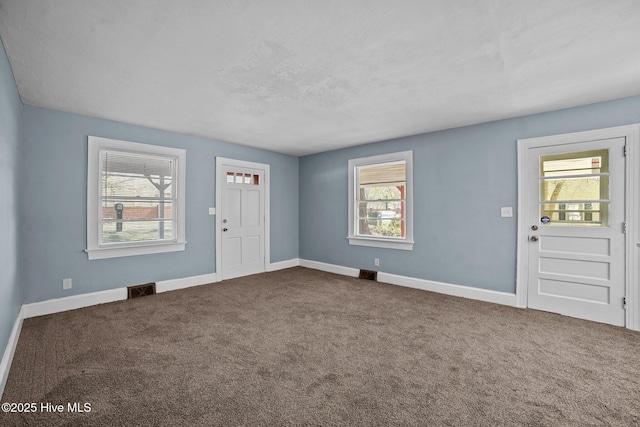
{"left": 1, "top": 1, "right": 639, "bottom": 156}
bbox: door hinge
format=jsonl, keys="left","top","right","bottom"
{"left": 623, "top": 221, "right": 627, "bottom": 234}
{"left": 623, "top": 297, "right": 627, "bottom": 309}
{"left": 624, "top": 145, "right": 627, "bottom": 157}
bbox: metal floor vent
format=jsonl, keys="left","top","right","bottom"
{"left": 127, "top": 282, "right": 156, "bottom": 299}
{"left": 358, "top": 269, "right": 378, "bottom": 281}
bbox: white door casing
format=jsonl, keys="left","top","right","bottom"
{"left": 215, "top": 157, "right": 270, "bottom": 280}
{"left": 517, "top": 125, "right": 640, "bottom": 330}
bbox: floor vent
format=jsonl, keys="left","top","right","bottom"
{"left": 358, "top": 269, "right": 378, "bottom": 281}
{"left": 127, "top": 282, "right": 156, "bottom": 299}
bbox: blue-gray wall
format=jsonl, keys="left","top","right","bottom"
{"left": 0, "top": 39, "right": 22, "bottom": 365}
{"left": 21, "top": 106, "right": 299, "bottom": 303}
{"left": 299, "top": 95, "right": 640, "bottom": 293}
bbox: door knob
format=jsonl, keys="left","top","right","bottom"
{"left": 530, "top": 235, "right": 538, "bottom": 242}
{"left": 223, "top": 228, "right": 228, "bottom": 232}
{"left": 531, "top": 225, "right": 538, "bottom": 230}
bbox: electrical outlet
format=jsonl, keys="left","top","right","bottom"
{"left": 374, "top": 258, "right": 380, "bottom": 267}
{"left": 500, "top": 207, "right": 513, "bottom": 217}
{"left": 62, "top": 278, "right": 72, "bottom": 290}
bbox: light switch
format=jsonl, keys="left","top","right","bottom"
{"left": 208, "top": 207, "right": 216, "bottom": 215}
{"left": 501, "top": 207, "right": 513, "bottom": 217}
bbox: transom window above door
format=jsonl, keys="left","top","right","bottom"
{"left": 226, "top": 171, "right": 260, "bottom": 185}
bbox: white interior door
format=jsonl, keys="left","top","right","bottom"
{"left": 526, "top": 137, "right": 626, "bottom": 326}
{"left": 219, "top": 163, "right": 266, "bottom": 280}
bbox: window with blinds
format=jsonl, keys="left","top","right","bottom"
{"left": 348, "top": 151, "right": 414, "bottom": 250}
{"left": 100, "top": 150, "right": 176, "bottom": 244}
{"left": 356, "top": 161, "right": 406, "bottom": 238}
{"left": 87, "top": 136, "right": 186, "bottom": 260}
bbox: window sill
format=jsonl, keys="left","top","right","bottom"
{"left": 347, "top": 236, "right": 414, "bottom": 251}
{"left": 86, "top": 241, "right": 186, "bottom": 260}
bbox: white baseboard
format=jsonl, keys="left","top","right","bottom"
{"left": 0, "top": 306, "right": 25, "bottom": 399}
{"left": 298, "top": 259, "right": 516, "bottom": 307}
{"left": 156, "top": 273, "right": 217, "bottom": 293}
{"left": 299, "top": 259, "right": 360, "bottom": 277}
{"left": 377, "top": 271, "right": 517, "bottom": 307}
{"left": 23, "top": 288, "right": 128, "bottom": 319}
{"left": 267, "top": 258, "right": 301, "bottom": 272}
{"left": 22, "top": 272, "right": 220, "bottom": 319}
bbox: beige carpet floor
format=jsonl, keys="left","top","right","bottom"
{"left": 1, "top": 267, "right": 640, "bottom": 426}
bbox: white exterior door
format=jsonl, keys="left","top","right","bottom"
{"left": 525, "top": 137, "right": 626, "bottom": 326}
{"left": 217, "top": 159, "right": 267, "bottom": 280}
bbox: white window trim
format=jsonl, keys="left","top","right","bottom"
{"left": 86, "top": 136, "right": 186, "bottom": 260}
{"left": 348, "top": 150, "right": 414, "bottom": 250}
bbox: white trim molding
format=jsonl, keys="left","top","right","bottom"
{"left": 516, "top": 124, "right": 640, "bottom": 330}
{"left": 22, "top": 272, "right": 220, "bottom": 319}
{"left": 298, "top": 259, "right": 515, "bottom": 306}
{"left": 156, "top": 273, "right": 217, "bottom": 293}
{"left": 23, "top": 288, "right": 128, "bottom": 319}
{"left": 267, "top": 259, "right": 301, "bottom": 272}
{"left": 299, "top": 259, "right": 360, "bottom": 277}
{"left": 377, "top": 272, "right": 517, "bottom": 307}
{"left": 0, "top": 306, "right": 24, "bottom": 399}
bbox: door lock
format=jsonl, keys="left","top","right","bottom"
{"left": 531, "top": 225, "right": 538, "bottom": 230}
{"left": 223, "top": 228, "right": 228, "bottom": 232}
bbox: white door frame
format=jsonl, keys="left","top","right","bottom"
{"left": 516, "top": 124, "right": 640, "bottom": 330}
{"left": 215, "top": 157, "right": 270, "bottom": 280}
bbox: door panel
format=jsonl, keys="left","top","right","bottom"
{"left": 527, "top": 137, "right": 626, "bottom": 326}
{"left": 539, "top": 257, "right": 609, "bottom": 279}
{"left": 226, "top": 189, "right": 241, "bottom": 227}
{"left": 540, "top": 235, "right": 609, "bottom": 255}
{"left": 538, "top": 278, "right": 609, "bottom": 304}
{"left": 244, "top": 235, "right": 261, "bottom": 263}
{"left": 245, "top": 190, "right": 261, "bottom": 227}
{"left": 224, "top": 237, "right": 242, "bottom": 267}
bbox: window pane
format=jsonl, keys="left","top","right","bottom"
{"left": 105, "top": 174, "right": 173, "bottom": 198}
{"left": 357, "top": 201, "right": 405, "bottom": 237}
{"left": 540, "top": 202, "right": 604, "bottom": 226}
{"left": 102, "top": 151, "right": 174, "bottom": 198}
{"left": 542, "top": 151, "right": 607, "bottom": 174}
{"left": 358, "top": 201, "right": 403, "bottom": 218}
{"left": 360, "top": 185, "right": 402, "bottom": 201}
{"left": 358, "top": 219, "right": 404, "bottom": 238}
{"left": 540, "top": 149, "right": 609, "bottom": 227}
{"left": 101, "top": 200, "right": 173, "bottom": 221}
{"left": 102, "top": 220, "right": 174, "bottom": 243}
{"left": 101, "top": 149, "right": 176, "bottom": 244}
{"left": 541, "top": 176, "right": 607, "bottom": 202}
{"left": 226, "top": 172, "right": 234, "bottom": 183}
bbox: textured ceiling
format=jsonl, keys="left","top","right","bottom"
{"left": 1, "top": 0, "right": 639, "bottom": 156}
